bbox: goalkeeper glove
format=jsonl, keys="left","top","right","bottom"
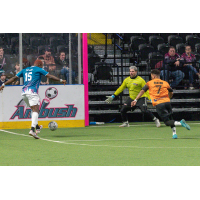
{"left": 105, "top": 95, "right": 115, "bottom": 104}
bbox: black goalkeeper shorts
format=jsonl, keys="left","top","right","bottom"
{"left": 124, "top": 97, "right": 148, "bottom": 111}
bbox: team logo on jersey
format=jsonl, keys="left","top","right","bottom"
{"left": 133, "top": 83, "right": 138, "bottom": 86}
{"left": 10, "top": 87, "right": 78, "bottom": 119}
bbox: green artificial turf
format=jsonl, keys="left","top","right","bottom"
{"left": 0, "top": 122, "right": 200, "bottom": 166}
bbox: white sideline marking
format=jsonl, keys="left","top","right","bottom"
{"left": 1, "top": 129, "right": 200, "bottom": 149}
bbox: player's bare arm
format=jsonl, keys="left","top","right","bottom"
{"left": 131, "top": 84, "right": 149, "bottom": 107}
{"left": 0, "top": 76, "right": 19, "bottom": 91}
{"left": 131, "top": 90, "right": 145, "bottom": 107}
{"left": 46, "top": 73, "right": 66, "bottom": 85}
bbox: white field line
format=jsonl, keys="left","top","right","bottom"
{"left": 1, "top": 129, "right": 200, "bottom": 149}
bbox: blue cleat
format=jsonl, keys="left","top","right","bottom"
{"left": 180, "top": 119, "right": 190, "bottom": 130}
{"left": 172, "top": 134, "right": 178, "bottom": 139}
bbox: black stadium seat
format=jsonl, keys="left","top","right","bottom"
{"left": 138, "top": 44, "right": 154, "bottom": 61}
{"left": 57, "top": 45, "right": 69, "bottom": 54}
{"left": 63, "top": 33, "right": 69, "bottom": 40}
{"left": 4, "top": 33, "right": 19, "bottom": 45}
{"left": 141, "top": 33, "right": 159, "bottom": 42}
{"left": 186, "top": 35, "right": 200, "bottom": 50}
{"left": 49, "top": 37, "right": 66, "bottom": 47}
{"left": 178, "top": 33, "right": 192, "bottom": 43}
{"left": 168, "top": 35, "right": 183, "bottom": 47}
{"left": 123, "top": 33, "right": 141, "bottom": 43}
{"left": 0, "top": 37, "right": 4, "bottom": 45}
{"left": 148, "top": 52, "right": 164, "bottom": 69}
{"left": 195, "top": 43, "right": 200, "bottom": 54}
{"left": 15, "top": 46, "right": 35, "bottom": 55}
{"left": 157, "top": 43, "right": 170, "bottom": 55}
{"left": 130, "top": 36, "right": 146, "bottom": 51}
{"left": 11, "top": 37, "right": 29, "bottom": 53}
{"left": 11, "top": 37, "right": 28, "bottom": 47}
{"left": 94, "top": 62, "right": 113, "bottom": 82}
{"left": 176, "top": 43, "right": 186, "bottom": 55}
{"left": 30, "top": 37, "right": 46, "bottom": 47}
{"left": 160, "top": 33, "right": 178, "bottom": 42}
{"left": 42, "top": 33, "right": 63, "bottom": 38}
{"left": 3, "top": 47, "right": 12, "bottom": 54}
{"left": 149, "top": 35, "right": 164, "bottom": 49}
{"left": 194, "top": 52, "right": 200, "bottom": 62}
{"left": 38, "top": 45, "right": 46, "bottom": 54}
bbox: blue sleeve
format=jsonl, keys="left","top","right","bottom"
{"left": 16, "top": 69, "right": 24, "bottom": 77}
{"left": 38, "top": 68, "right": 49, "bottom": 76}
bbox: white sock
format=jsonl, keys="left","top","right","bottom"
{"left": 31, "top": 112, "right": 38, "bottom": 128}
{"left": 172, "top": 127, "right": 176, "bottom": 135}
{"left": 174, "top": 121, "right": 181, "bottom": 126}
{"left": 153, "top": 117, "right": 157, "bottom": 121}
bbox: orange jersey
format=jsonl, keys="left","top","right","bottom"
{"left": 146, "top": 78, "right": 171, "bottom": 106}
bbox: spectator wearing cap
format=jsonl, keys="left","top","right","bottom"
{"left": 37, "top": 46, "right": 56, "bottom": 71}
{"left": 0, "top": 73, "right": 8, "bottom": 86}
{"left": 0, "top": 47, "right": 12, "bottom": 76}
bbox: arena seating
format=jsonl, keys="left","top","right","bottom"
{"left": 88, "top": 33, "right": 200, "bottom": 122}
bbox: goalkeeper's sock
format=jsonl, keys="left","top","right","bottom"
{"left": 172, "top": 127, "right": 176, "bottom": 135}
{"left": 174, "top": 121, "right": 181, "bottom": 126}
{"left": 31, "top": 112, "right": 38, "bottom": 129}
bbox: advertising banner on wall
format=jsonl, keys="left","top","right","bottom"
{"left": 0, "top": 85, "right": 85, "bottom": 129}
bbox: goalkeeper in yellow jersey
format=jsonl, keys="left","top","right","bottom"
{"left": 105, "top": 66, "right": 160, "bottom": 127}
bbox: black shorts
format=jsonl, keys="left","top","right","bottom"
{"left": 124, "top": 97, "right": 147, "bottom": 111}
{"left": 156, "top": 102, "right": 173, "bottom": 122}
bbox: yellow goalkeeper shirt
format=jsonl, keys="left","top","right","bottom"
{"left": 114, "top": 76, "right": 150, "bottom": 100}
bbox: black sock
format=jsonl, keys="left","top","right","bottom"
{"left": 31, "top": 127, "right": 35, "bottom": 132}
{"left": 36, "top": 124, "right": 40, "bottom": 129}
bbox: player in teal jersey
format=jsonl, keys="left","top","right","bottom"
{"left": 0, "top": 60, "right": 66, "bottom": 139}
{"left": 105, "top": 66, "right": 160, "bottom": 127}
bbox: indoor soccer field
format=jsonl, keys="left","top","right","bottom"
{"left": 1, "top": 121, "right": 200, "bottom": 166}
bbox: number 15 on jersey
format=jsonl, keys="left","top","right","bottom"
{"left": 25, "top": 72, "right": 32, "bottom": 81}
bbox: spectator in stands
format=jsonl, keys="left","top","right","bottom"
{"left": 160, "top": 46, "right": 185, "bottom": 88}
{"left": 37, "top": 57, "right": 49, "bottom": 85}
{"left": 23, "top": 58, "right": 29, "bottom": 69}
{"left": 0, "top": 73, "right": 8, "bottom": 86}
{"left": 55, "top": 51, "right": 76, "bottom": 84}
{"left": 38, "top": 46, "right": 56, "bottom": 71}
{"left": 12, "top": 62, "right": 20, "bottom": 85}
{"left": 180, "top": 45, "right": 200, "bottom": 89}
{"left": 0, "top": 47, "right": 12, "bottom": 76}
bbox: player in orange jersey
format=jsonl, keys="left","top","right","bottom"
{"left": 131, "top": 69, "right": 190, "bottom": 139}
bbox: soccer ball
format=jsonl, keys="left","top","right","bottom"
{"left": 48, "top": 121, "right": 58, "bottom": 131}
{"left": 45, "top": 87, "right": 58, "bottom": 99}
